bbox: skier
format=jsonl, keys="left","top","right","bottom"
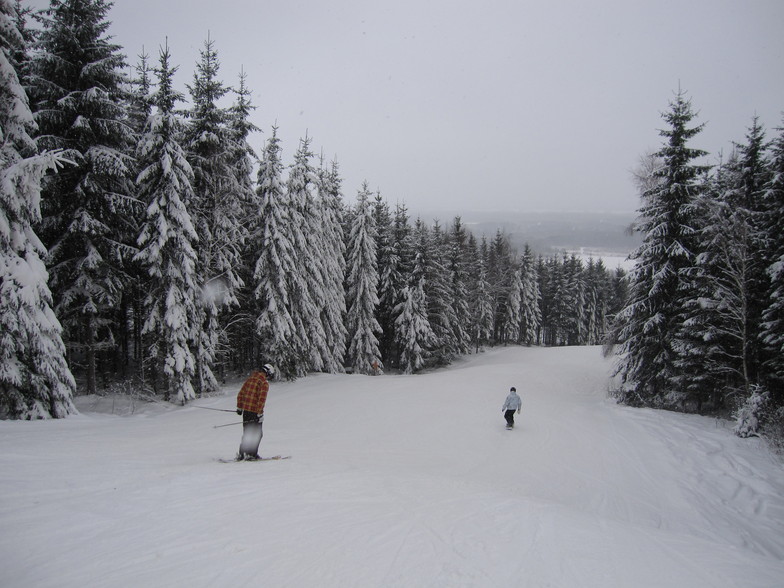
{"left": 236, "top": 364, "right": 275, "bottom": 460}
{"left": 502, "top": 386, "right": 522, "bottom": 429}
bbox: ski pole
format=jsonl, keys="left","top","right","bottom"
{"left": 213, "top": 421, "right": 244, "bottom": 429}
{"left": 193, "top": 406, "right": 237, "bottom": 413}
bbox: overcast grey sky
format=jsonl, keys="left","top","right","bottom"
{"left": 30, "top": 0, "right": 784, "bottom": 213}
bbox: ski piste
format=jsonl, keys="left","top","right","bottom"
{"left": 217, "top": 455, "right": 291, "bottom": 463}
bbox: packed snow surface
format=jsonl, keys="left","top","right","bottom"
{"left": 2, "top": 346, "right": 784, "bottom": 587}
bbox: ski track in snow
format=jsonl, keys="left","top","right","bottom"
{"left": 1, "top": 346, "right": 784, "bottom": 587}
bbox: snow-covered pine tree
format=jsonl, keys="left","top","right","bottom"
{"left": 519, "top": 244, "right": 542, "bottom": 346}
{"left": 373, "top": 193, "right": 397, "bottom": 364}
{"left": 0, "top": 0, "right": 76, "bottom": 419}
{"left": 385, "top": 203, "right": 415, "bottom": 366}
{"left": 487, "top": 230, "right": 514, "bottom": 344}
{"left": 394, "top": 282, "right": 435, "bottom": 374}
{"left": 286, "top": 136, "right": 328, "bottom": 374}
{"left": 417, "top": 219, "right": 457, "bottom": 365}
{"left": 345, "top": 183, "right": 383, "bottom": 374}
{"left": 761, "top": 118, "right": 784, "bottom": 406}
{"left": 470, "top": 237, "right": 494, "bottom": 353}
{"left": 615, "top": 89, "right": 708, "bottom": 408}
{"left": 691, "top": 142, "right": 763, "bottom": 408}
{"left": 504, "top": 267, "right": 523, "bottom": 344}
{"left": 725, "top": 118, "right": 772, "bottom": 392}
{"left": 316, "top": 158, "right": 348, "bottom": 373}
{"left": 134, "top": 42, "right": 199, "bottom": 404}
{"left": 29, "top": 0, "right": 137, "bottom": 396}
{"left": 540, "top": 256, "right": 568, "bottom": 345}
{"left": 583, "top": 258, "right": 609, "bottom": 346}
{"left": 563, "top": 255, "right": 586, "bottom": 345}
{"left": 253, "top": 128, "right": 300, "bottom": 378}
{"left": 184, "top": 35, "right": 246, "bottom": 393}
{"left": 446, "top": 217, "right": 471, "bottom": 355}
{"left": 226, "top": 69, "right": 259, "bottom": 368}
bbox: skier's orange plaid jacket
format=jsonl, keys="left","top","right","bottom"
{"left": 236, "top": 371, "right": 269, "bottom": 414}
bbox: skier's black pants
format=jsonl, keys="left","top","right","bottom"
{"left": 504, "top": 409, "right": 516, "bottom": 426}
{"left": 239, "top": 411, "right": 263, "bottom": 457}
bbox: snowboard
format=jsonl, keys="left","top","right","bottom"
{"left": 218, "top": 455, "right": 291, "bottom": 463}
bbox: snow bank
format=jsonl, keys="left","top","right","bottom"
{"left": 1, "top": 346, "right": 783, "bottom": 587}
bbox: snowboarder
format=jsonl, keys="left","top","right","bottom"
{"left": 502, "top": 386, "right": 522, "bottom": 429}
{"left": 236, "top": 364, "right": 275, "bottom": 460}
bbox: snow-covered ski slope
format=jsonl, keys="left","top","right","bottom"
{"left": 2, "top": 346, "right": 783, "bottom": 587}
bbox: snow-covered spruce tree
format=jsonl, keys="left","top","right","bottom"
{"left": 29, "top": 0, "right": 137, "bottom": 396}
{"left": 722, "top": 118, "right": 772, "bottom": 393}
{"left": 503, "top": 267, "right": 523, "bottom": 344}
{"left": 253, "top": 127, "right": 301, "bottom": 378}
{"left": 417, "top": 219, "right": 458, "bottom": 365}
{"left": 316, "top": 158, "right": 348, "bottom": 373}
{"left": 692, "top": 121, "right": 769, "bottom": 409}
{"left": 563, "top": 255, "right": 586, "bottom": 345}
{"left": 386, "top": 202, "right": 415, "bottom": 366}
{"left": 540, "top": 256, "right": 567, "bottom": 345}
{"left": 615, "top": 90, "right": 708, "bottom": 408}
{"left": 0, "top": 0, "right": 75, "bottom": 419}
{"left": 446, "top": 217, "right": 471, "bottom": 355}
{"left": 345, "top": 183, "right": 383, "bottom": 374}
{"left": 286, "top": 136, "right": 328, "bottom": 374}
{"left": 184, "top": 35, "right": 246, "bottom": 393}
{"left": 226, "top": 69, "right": 259, "bottom": 368}
{"left": 487, "top": 230, "right": 515, "bottom": 344}
{"left": 519, "top": 244, "right": 542, "bottom": 346}
{"left": 373, "top": 193, "right": 397, "bottom": 364}
{"left": 134, "top": 43, "right": 199, "bottom": 404}
{"left": 394, "top": 282, "right": 436, "bottom": 374}
{"left": 583, "top": 258, "right": 609, "bottom": 346}
{"left": 470, "top": 237, "right": 494, "bottom": 353}
{"left": 761, "top": 118, "right": 784, "bottom": 407}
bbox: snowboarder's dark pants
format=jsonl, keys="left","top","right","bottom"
{"left": 504, "top": 409, "right": 516, "bottom": 427}
{"left": 239, "top": 411, "right": 263, "bottom": 458}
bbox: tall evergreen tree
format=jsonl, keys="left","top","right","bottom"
{"left": 0, "top": 0, "right": 75, "bottom": 418}
{"left": 227, "top": 69, "right": 260, "bottom": 369}
{"left": 184, "top": 35, "right": 245, "bottom": 393}
{"left": 253, "top": 127, "right": 300, "bottom": 378}
{"left": 761, "top": 119, "right": 784, "bottom": 405}
{"left": 316, "top": 158, "right": 348, "bottom": 372}
{"left": 519, "top": 244, "right": 542, "bottom": 346}
{"left": 373, "top": 192, "right": 397, "bottom": 363}
{"left": 394, "top": 282, "right": 435, "bottom": 374}
{"left": 503, "top": 267, "right": 523, "bottom": 344}
{"left": 29, "top": 0, "right": 137, "bottom": 395}
{"left": 286, "top": 136, "right": 328, "bottom": 374}
{"left": 693, "top": 123, "right": 769, "bottom": 408}
{"left": 615, "top": 90, "right": 708, "bottom": 407}
{"left": 470, "top": 237, "right": 494, "bottom": 352}
{"left": 446, "top": 217, "right": 471, "bottom": 354}
{"left": 134, "top": 43, "right": 199, "bottom": 404}
{"left": 345, "top": 183, "right": 382, "bottom": 374}
{"left": 417, "top": 219, "right": 457, "bottom": 364}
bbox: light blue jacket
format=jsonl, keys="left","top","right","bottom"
{"left": 502, "top": 391, "right": 521, "bottom": 411}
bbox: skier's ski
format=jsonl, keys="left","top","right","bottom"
{"left": 217, "top": 455, "right": 291, "bottom": 463}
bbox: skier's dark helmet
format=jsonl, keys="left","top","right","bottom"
{"left": 262, "top": 364, "right": 276, "bottom": 378}
{"left": 510, "top": 387, "right": 516, "bottom": 392}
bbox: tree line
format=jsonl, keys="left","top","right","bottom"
{"left": 610, "top": 90, "right": 784, "bottom": 443}
{"left": 1, "top": 0, "right": 624, "bottom": 419}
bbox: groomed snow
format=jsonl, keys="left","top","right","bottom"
{"left": 2, "top": 346, "right": 783, "bottom": 587}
